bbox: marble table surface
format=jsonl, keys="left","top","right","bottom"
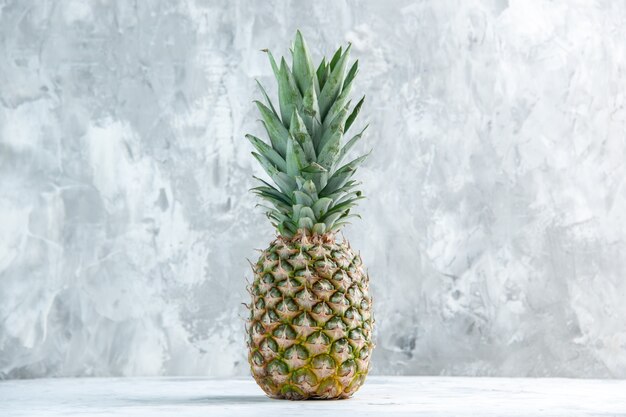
{"left": 1, "top": 376, "right": 625, "bottom": 417}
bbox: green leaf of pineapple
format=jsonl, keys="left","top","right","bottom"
{"left": 252, "top": 151, "right": 279, "bottom": 178}
{"left": 300, "top": 206, "right": 315, "bottom": 221}
{"left": 246, "top": 134, "right": 287, "bottom": 172}
{"left": 316, "top": 57, "right": 329, "bottom": 90}
{"left": 323, "top": 196, "right": 365, "bottom": 218}
{"left": 302, "top": 180, "right": 318, "bottom": 200}
{"left": 312, "top": 197, "right": 333, "bottom": 219}
{"left": 289, "top": 110, "right": 316, "bottom": 162}
{"left": 322, "top": 61, "right": 358, "bottom": 130}
{"left": 329, "top": 47, "right": 343, "bottom": 72}
{"left": 285, "top": 136, "right": 308, "bottom": 177}
{"left": 336, "top": 124, "right": 368, "bottom": 165}
{"left": 300, "top": 162, "right": 327, "bottom": 173}
{"left": 298, "top": 217, "right": 314, "bottom": 230}
{"left": 312, "top": 222, "right": 327, "bottom": 235}
{"left": 334, "top": 190, "right": 363, "bottom": 206}
{"left": 263, "top": 49, "right": 281, "bottom": 80}
{"left": 317, "top": 105, "right": 350, "bottom": 169}
{"left": 322, "top": 211, "right": 343, "bottom": 229}
{"left": 253, "top": 193, "right": 291, "bottom": 214}
{"left": 273, "top": 171, "right": 297, "bottom": 195}
{"left": 302, "top": 80, "right": 321, "bottom": 143}
{"left": 279, "top": 220, "right": 297, "bottom": 236}
{"left": 255, "top": 101, "right": 289, "bottom": 157}
{"left": 318, "top": 44, "right": 351, "bottom": 121}
{"left": 278, "top": 58, "right": 303, "bottom": 129}
{"left": 293, "top": 190, "right": 314, "bottom": 206}
{"left": 292, "top": 204, "right": 303, "bottom": 223}
{"left": 300, "top": 162, "right": 328, "bottom": 192}
{"left": 345, "top": 95, "right": 365, "bottom": 133}
{"left": 292, "top": 30, "right": 319, "bottom": 96}
{"left": 343, "top": 60, "right": 359, "bottom": 90}
{"left": 320, "top": 153, "right": 368, "bottom": 196}
{"left": 251, "top": 184, "right": 291, "bottom": 206}
{"left": 323, "top": 180, "right": 361, "bottom": 201}
{"left": 255, "top": 79, "right": 279, "bottom": 118}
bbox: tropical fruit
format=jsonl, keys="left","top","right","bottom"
{"left": 246, "top": 31, "right": 373, "bottom": 400}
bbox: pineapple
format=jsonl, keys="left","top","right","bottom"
{"left": 246, "top": 31, "right": 373, "bottom": 400}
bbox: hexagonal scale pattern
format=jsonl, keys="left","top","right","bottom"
{"left": 247, "top": 233, "right": 373, "bottom": 399}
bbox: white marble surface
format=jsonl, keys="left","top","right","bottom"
{"left": 2, "top": 1, "right": 626, "bottom": 379}
{"left": 1, "top": 377, "right": 625, "bottom": 417}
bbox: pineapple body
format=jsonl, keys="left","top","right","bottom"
{"left": 247, "top": 232, "right": 373, "bottom": 399}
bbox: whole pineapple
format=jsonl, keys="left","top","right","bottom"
{"left": 246, "top": 31, "right": 373, "bottom": 400}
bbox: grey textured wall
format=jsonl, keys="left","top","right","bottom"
{"left": 1, "top": 0, "right": 625, "bottom": 379}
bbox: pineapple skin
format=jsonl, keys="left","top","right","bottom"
{"left": 247, "top": 232, "right": 373, "bottom": 400}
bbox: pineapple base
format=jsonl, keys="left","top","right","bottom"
{"left": 246, "top": 232, "right": 373, "bottom": 400}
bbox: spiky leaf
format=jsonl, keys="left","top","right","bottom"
{"left": 248, "top": 33, "right": 367, "bottom": 235}
{"left": 336, "top": 125, "right": 368, "bottom": 165}
{"left": 247, "top": 134, "right": 287, "bottom": 172}
{"left": 256, "top": 80, "right": 279, "bottom": 118}
{"left": 256, "top": 101, "right": 289, "bottom": 156}
{"left": 292, "top": 30, "right": 319, "bottom": 95}
{"left": 289, "top": 110, "right": 316, "bottom": 162}
{"left": 318, "top": 45, "right": 351, "bottom": 120}
{"left": 277, "top": 58, "right": 303, "bottom": 128}
{"left": 316, "top": 57, "right": 329, "bottom": 90}
{"left": 312, "top": 197, "right": 333, "bottom": 219}
{"left": 329, "top": 47, "right": 342, "bottom": 72}
{"left": 317, "top": 105, "right": 350, "bottom": 169}
{"left": 320, "top": 153, "right": 368, "bottom": 196}
{"left": 345, "top": 95, "right": 365, "bottom": 133}
{"left": 286, "top": 136, "right": 307, "bottom": 177}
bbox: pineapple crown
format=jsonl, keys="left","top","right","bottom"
{"left": 247, "top": 31, "right": 368, "bottom": 238}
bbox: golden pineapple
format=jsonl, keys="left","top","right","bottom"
{"left": 246, "top": 31, "right": 373, "bottom": 400}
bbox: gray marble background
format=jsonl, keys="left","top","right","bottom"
{"left": 1, "top": 0, "right": 625, "bottom": 379}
